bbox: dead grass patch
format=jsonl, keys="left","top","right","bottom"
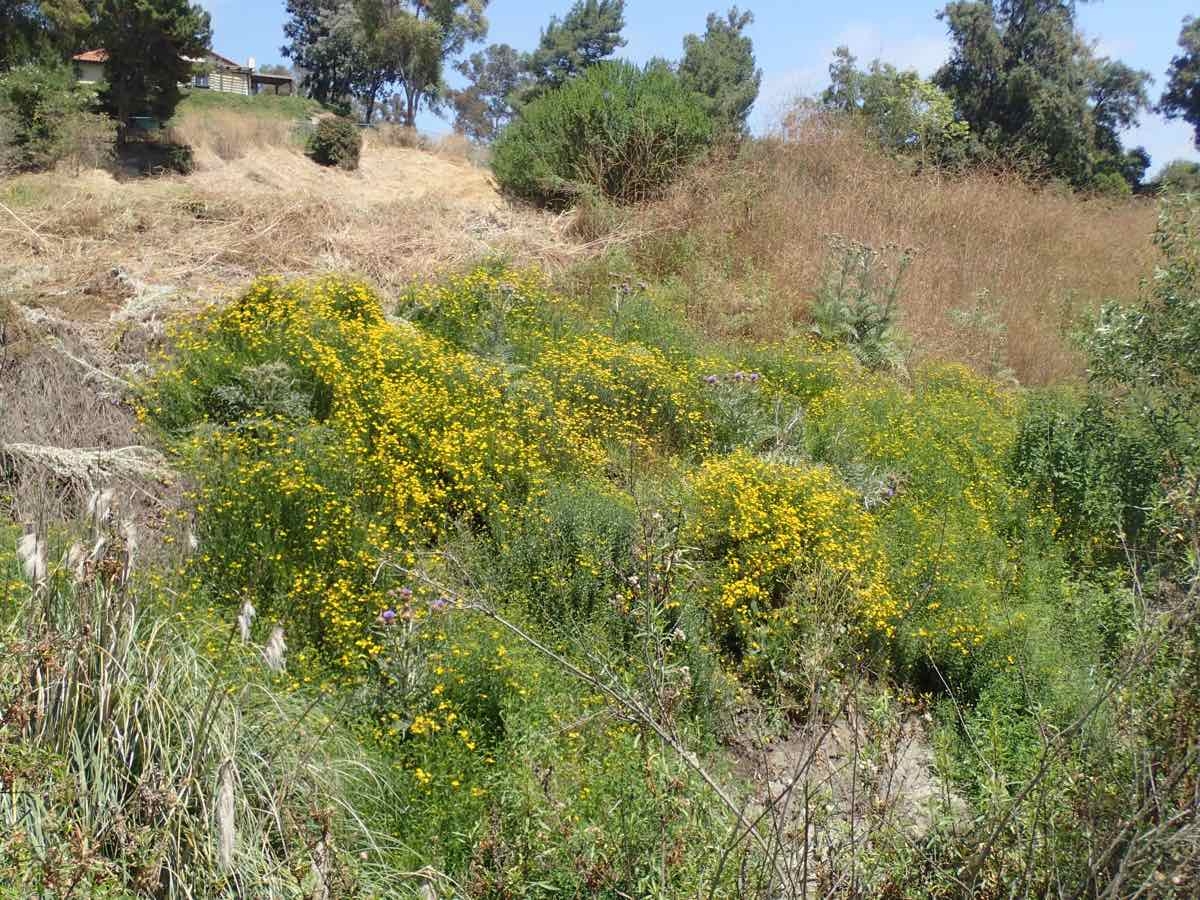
{"left": 165, "top": 109, "right": 299, "bottom": 164}
{"left": 0, "top": 144, "right": 566, "bottom": 322}
{"left": 635, "top": 121, "right": 1157, "bottom": 385}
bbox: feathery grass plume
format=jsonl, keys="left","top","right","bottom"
{"left": 17, "top": 531, "right": 47, "bottom": 583}
{"left": 263, "top": 625, "right": 286, "bottom": 672}
{"left": 87, "top": 488, "right": 114, "bottom": 528}
{"left": 310, "top": 820, "right": 331, "bottom": 900}
{"left": 89, "top": 533, "right": 108, "bottom": 564}
{"left": 237, "top": 600, "right": 256, "bottom": 644}
{"left": 66, "top": 542, "right": 87, "bottom": 582}
{"left": 216, "top": 759, "right": 236, "bottom": 872}
{"left": 121, "top": 518, "right": 138, "bottom": 583}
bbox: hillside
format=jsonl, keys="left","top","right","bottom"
{"left": 2, "top": 107, "right": 1196, "bottom": 898}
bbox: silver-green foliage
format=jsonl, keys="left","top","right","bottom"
{"left": 810, "top": 235, "right": 912, "bottom": 372}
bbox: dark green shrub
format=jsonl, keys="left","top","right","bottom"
{"left": 492, "top": 60, "right": 714, "bottom": 206}
{"left": 306, "top": 115, "right": 361, "bottom": 170}
{"left": 164, "top": 142, "right": 194, "bottom": 174}
{"left": 1011, "top": 390, "right": 1163, "bottom": 562}
{"left": 0, "top": 63, "right": 115, "bottom": 173}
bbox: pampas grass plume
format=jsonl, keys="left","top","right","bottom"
{"left": 17, "top": 531, "right": 47, "bottom": 583}
{"left": 263, "top": 625, "right": 286, "bottom": 672}
{"left": 216, "top": 759, "right": 236, "bottom": 872}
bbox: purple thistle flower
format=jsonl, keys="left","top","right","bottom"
{"left": 429, "top": 596, "right": 449, "bottom": 612}
{"left": 378, "top": 608, "right": 397, "bottom": 626}
{"left": 749, "top": 372, "right": 761, "bottom": 384}
{"left": 703, "top": 374, "right": 719, "bottom": 386}
{"left": 398, "top": 586, "right": 414, "bottom": 601}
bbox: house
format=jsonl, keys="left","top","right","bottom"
{"left": 71, "top": 49, "right": 109, "bottom": 85}
{"left": 71, "top": 49, "right": 294, "bottom": 97}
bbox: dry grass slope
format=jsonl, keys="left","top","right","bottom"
{"left": 639, "top": 121, "right": 1156, "bottom": 384}
{"left": 0, "top": 143, "right": 565, "bottom": 321}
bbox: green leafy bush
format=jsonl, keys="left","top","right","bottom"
{"left": 307, "top": 115, "right": 361, "bottom": 170}
{"left": 0, "top": 63, "right": 115, "bottom": 173}
{"left": 492, "top": 60, "right": 714, "bottom": 206}
{"left": 1011, "top": 390, "right": 1162, "bottom": 561}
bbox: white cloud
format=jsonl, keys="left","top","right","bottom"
{"left": 751, "top": 22, "right": 950, "bottom": 133}
{"left": 1128, "top": 115, "right": 1200, "bottom": 170}
{"left": 831, "top": 24, "right": 950, "bottom": 77}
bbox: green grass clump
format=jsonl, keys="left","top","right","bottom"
{"left": 172, "top": 88, "right": 323, "bottom": 122}
{"left": 0, "top": 544, "right": 392, "bottom": 896}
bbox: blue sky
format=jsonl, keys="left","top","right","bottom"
{"left": 200, "top": 0, "right": 1199, "bottom": 169}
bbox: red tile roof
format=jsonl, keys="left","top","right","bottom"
{"left": 71, "top": 48, "right": 250, "bottom": 71}
{"left": 207, "top": 50, "right": 245, "bottom": 69}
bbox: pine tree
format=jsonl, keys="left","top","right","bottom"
{"left": 678, "top": 7, "right": 761, "bottom": 136}
{"left": 92, "top": 0, "right": 212, "bottom": 133}
{"left": 519, "top": 0, "right": 625, "bottom": 104}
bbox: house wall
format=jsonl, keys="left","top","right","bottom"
{"left": 209, "top": 70, "right": 250, "bottom": 96}
{"left": 76, "top": 62, "right": 106, "bottom": 84}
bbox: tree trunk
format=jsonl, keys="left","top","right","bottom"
{"left": 403, "top": 85, "right": 418, "bottom": 129}
{"left": 363, "top": 78, "right": 383, "bottom": 125}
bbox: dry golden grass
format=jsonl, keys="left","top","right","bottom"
{"left": 636, "top": 119, "right": 1157, "bottom": 384}
{"left": 165, "top": 109, "right": 299, "bottom": 164}
{"left": 0, "top": 108, "right": 1157, "bottom": 388}
{"left": 0, "top": 144, "right": 567, "bottom": 323}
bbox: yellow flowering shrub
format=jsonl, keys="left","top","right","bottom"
{"left": 525, "top": 334, "right": 714, "bottom": 454}
{"left": 407, "top": 265, "right": 717, "bottom": 455}
{"left": 685, "top": 450, "right": 896, "bottom": 662}
{"left": 806, "top": 362, "right": 1026, "bottom": 667}
{"left": 403, "top": 264, "right": 583, "bottom": 356}
{"left": 148, "top": 275, "right": 603, "bottom": 667}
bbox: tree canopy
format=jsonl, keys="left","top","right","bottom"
{"left": 0, "top": 0, "right": 90, "bottom": 72}
{"left": 283, "top": 0, "right": 489, "bottom": 124}
{"left": 934, "top": 0, "right": 1151, "bottom": 189}
{"left": 449, "top": 0, "right": 627, "bottom": 141}
{"left": 93, "top": 0, "right": 212, "bottom": 129}
{"left": 449, "top": 42, "right": 521, "bottom": 141}
{"left": 678, "top": 7, "right": 761, "bottom": 136}
{"left": 822, "top": 46, "right": 971, "bottom": 168}
{"left": 518, "top": 0, "right": 626, "bottom": 105}
{"left": 1160, "top": 16, "right": 1200, "bottom": 150}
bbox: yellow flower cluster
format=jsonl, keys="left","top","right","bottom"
{"left": 807, "top": 362, "right": 1022, "bottom": 659}
{"left": 686, "top": 450, "right": 897, "bottom": 648}
{"left": 154, "top": 275, "right": 603, "bottom": 664}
